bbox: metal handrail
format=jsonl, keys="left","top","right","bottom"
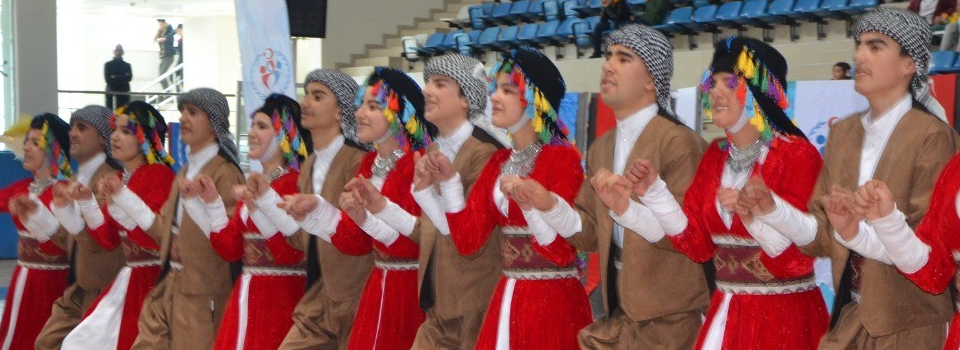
{"left": 136, "top": 62, "right": 185, "bottom": 92}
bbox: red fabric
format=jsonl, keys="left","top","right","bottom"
{"left": 905, "top": 153, "right": 960, "bottom": 295}
{"left": 666, "top": 137, "right": 829, "bottom": 350}
{"left": 328, "top": 153, "right": 379, "bottom": 256}
{"left": 0, "top": 265, "right": 69, "bottom": 349}
{"left": 908, "top": 0, "right": 955, "bottom": 19}
{"left": 210, "top": 171, "right": 308, "bottom": 350}
{"left": 87, "top": 164, "right": 174, "bottom": 252}
{"left": 593, "top": 95, "right": 617, "bottom": 139}
{"left": 447, "top": 145, "right": 591, "bottom": 350}
{"left": 80, "top": 266, "right": 161, "bottom": 350}
{"left": 213, "top": 275, "right": 306, "bottom": 350}
{"left": 945, "top": 312, "right": 960, "bottom": 350}
{"left": 932, "top": 74, "right": 956, "bottom": 126}
{"left": 343, "top": 151, "right": 426, "bottom": 350}
{"left": 210, "top": 171, "right": 303, "bottom": 264}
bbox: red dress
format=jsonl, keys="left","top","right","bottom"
{"left": 0, "top": 178, "right": 70, "bottom": 350}
{"left": 62, "top": 164, "right": 174, "bottom": 350}
{"left": 666, "top": 137, "right": 829, "bottom": 350}
{"left": 898, "top": 153, "right": 960, "bottom": 350}
{"left": 446, "top": 144, "right": 592, "bottom": 350}
{"left": 210, "top": 171, "right": 306, "bottom": 350}
{"left": 331, "top": 151, "right": 425, "bottom": 350}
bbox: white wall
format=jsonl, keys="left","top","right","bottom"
{"left": 13, "top": 0, "right": 58, "bottom": 117}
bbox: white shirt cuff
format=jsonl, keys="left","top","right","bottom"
{"left": 52, "top": 202, "right": 85, "bottom": 235}
{"left": 538, "top": 193, "right": 582, "bottom": 238}
{"left": 372, "top": 199, "right": 416, "bottom": 237}
{"left": 833, "top": 222, "right": 893, "bottom": 264}
{"left": 638, "top": 178, "right": 688, "bottom": 235}
{"left": 181, "top": 196, "right": 211, "bottom": 236}
{"left": 77, "top": 197, "right": 105, "bottom": 230}
{"left": 522, "top": 208, "right": 558, "bottom": 246}
{"left": 439, "top": 173, "right": 466, "bottom": 213}
{"left": 249, "top": 209, "right": 279, "bottom": 239}
{"left": 204, "top": 197, "right": 229, "bottom": 235}
{"left": 755, "top": 194, "right": 817, "bottom": 246}
{"left": 107, "top": 203, "right": 137, "bottom": 231}
{"left": 744, "top": 218, "right": 791, "bottom": 257}
{"left": 24, "top": 198, "right": 59, "bottom": 242}
{"left": 868, "top": 207, "right": 930, "bottom": 274}
{"left": 412, "top": 185, "right": 450, "bottom": 235}
{"left": 296, "top": 195, "right": 339, "bottom": 242}
{"left": 360, "top": 213, "right": 399, "bottom": 246}
{"left": 254, "top": 188, "right": 301, "bottom": 237}
{"left": 113, "top": 187, "right": 156, "bottom": 231}
{"left": 610, "top": 200, "right": 666, "bottom": 243}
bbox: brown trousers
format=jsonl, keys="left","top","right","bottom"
{"left": 130, "top": 270, "right": 229, "bottom": 350}
{"left": 819, "top": 303, "right": 946, "bottom": 350}
{"left": 34, "top": 284, "right": 102, "bottom": 350}
{"left": 410, "top": 308, "right": 486, "bottom": 350}
{"left": 279, "top": 281, "right": 362, "bottom": 350}
{"left": 579, "top": 308, "right": 703, "bottom": 350}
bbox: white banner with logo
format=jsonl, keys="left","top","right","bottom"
{"left": 235, "top": 0, "right": 296, "bottom": 113}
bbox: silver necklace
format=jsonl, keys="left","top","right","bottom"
{"left": 29, "top": 177, "right": 57, "bottom": 196}
{"left": 265, "top": 166, "right": 288, "bottom": 183}
{"left": 727, "top": 138, "right": 765, "bottom": 173}
{"left": 372, "top": 149, "right": 404, "bottom": 178}
{"left": 501, "top": 142, "right": 542, "bottom": 177}
{"left": 122, "top": 170, "right": 133, "bottom": 185}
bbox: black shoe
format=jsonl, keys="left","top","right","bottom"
{"left": 589, "top": 51, "right": 602, "bottom": 58}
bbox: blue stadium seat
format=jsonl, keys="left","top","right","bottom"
{"left": 712, "top": 1, "right": 743, "bottom": 26}
{"left": 572, "top": 19, "right": 593, "bottom": 58}
{"left": 509, "top": 1, "right": 533, "bottom": 22}
{"left": 736, "top": 0, "right": 768, "bottom": 25}
{"left": 477, "top": 27, "right": 502, "bottom": 50}
{"left": 452, "top": 32, "right": 473, "bottom": 56}
{"left": 440, "top": 30, "right": 464, "bottom": 51}
{"left": 839, "top": 0, "right": 878, "bottom": 14}
{"left": 585, "top": 16, "right": 601, "bottom": 30}
{"left": 491, "top": 2, "right": 516, "bottom": 24}
{"left": 690, "top": 5, "right": 717, "bottom": 31}
{"left": 653, "top": 7, "right": 695, "bottom": 34}
{"left": 931, "top": 51, "right": 959, "bottom": 74}
{"left": 792, "top": 0, "right": 823, "bottom": 20}
{"left": 535, "top": 20, "right": 561, "bottom": 44}
{"left": 556, "top": 17, "right": 585, "bottom": 43}
{"left": 575, "top": 0, "right": 603, "bottom": 16}
{"left": 517, "top": 23, "right": 542, "bottom": 44}
{"left": 528, "top": 0, "right": 545, "bottom": 20}
{"left": 481, "top": 2, "right": 496, "bottom": 15}
{"left": 469, "top": 6, "right": 487, "bottom": 30}
{"left": 560, "top": 0, "right": 580, "bottom": 19}
{"left": 495, "top": 25, "right": 521, "bottom": 48}
{"left": 541, "top": 0, "right": 560, "bottom": 21}
{"left": 812, "top": 0, "right": 847, "bottom": 17}
{"left": 415, "top": 32, "right": 447, "bottom": 56}
{"left": 627, "top": 0, "right": 647, "bottom": 8}
{"left": 762, "top": 0, "right": 797, "bottom": 22}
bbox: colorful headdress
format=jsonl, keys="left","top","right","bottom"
{"left": 356, "top": 67, "right": 435, "bottom": 152}
{"left": 701, "top": 36, "right": 804, "bottom": 145}
{"left": 30, "top": 114, "right": 73, "bottom": 180}
{"left": 114, "top": 101, "right": 174, "bottom": 167}
{"left": 490, "top": 47, "right": 572, "bottom": 146}
{"left": 255, "top": 93, "right": 311, "bottom": 171}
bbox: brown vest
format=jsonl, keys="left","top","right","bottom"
{"left": 153, "top": 155, "right": 245, "bottom": 296}
{"left": 803, "top": 108, "right": 959, "bottom": 336}
{"left": 568, "top": 115, "right": 712, "bottom": 321}
{"left": 410, "top": 133, "right": 500, "bottom": 319}
{"left": 291, "top": 143, "right": 374, "bottom": 301}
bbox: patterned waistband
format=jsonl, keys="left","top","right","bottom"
{"left": 243, "top": 266, "right": 307, "bottom": 276}
{"left": 169, "top": 261, "right": 184, "bottom": 271}
{"left": 18, "top": 260, "right": 69, "bottom": 270}
{"left": 128, "top": 259, "right": 162, "bottom": 268}
{"left": 503, "top": 268, "right": 579, "bottom": 280}
{"left": 716, "top": 276, "right": 818, "bottom": 295}
{"left": 712, "top": 235, "right": 761, "bottom": 247}
{"left": 502, "top": 226, "right": 531, "bottom": 236}
{"left": 375, "top": 260, "right": 419, "bottom": 271}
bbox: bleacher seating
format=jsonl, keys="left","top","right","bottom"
{"left": 931, "top": 50, "right": 959, "bottom": 74}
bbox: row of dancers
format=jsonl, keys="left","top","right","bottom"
{"left": 0, "top": 6, "right": 956, "bottom": 350}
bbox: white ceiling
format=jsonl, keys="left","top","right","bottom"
{"left": 57, "top": 0, "right": 236, "bottom": 17}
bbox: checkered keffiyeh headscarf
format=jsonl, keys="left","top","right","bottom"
{"left": 605, "top": 24, "right": 676, "bottom": 117}
{"left": 855, "top": 7, "right": 946, "bottom": 121}
{"left": 304, "top": 69, "right": 369, "bottom": 149}
{"left": 425, "top": 53, "right": 489, "bottom": 120}
{"left": 71, "top": 105, "right": 114, "bottom": 158}
{"left": 177, "top": 88, "right": 240, "bottom": 168}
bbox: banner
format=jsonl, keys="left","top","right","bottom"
{"left": 236, "top": 0, "right": 296, "bottom": 114}
{"left": 789, "top": 80, "right": 869, "bottom": 154}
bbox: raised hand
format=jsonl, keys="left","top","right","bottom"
{"left": 180, "top": 178, "right": 199, "bottom": 199}
{"left": 822, "top": 184, "right": 861, "bottom": 241}
{"left": 429, "top": 152, "right": 455, "bottom": 181}
{"left": 246, "top": 173, "right": 270, "bottom": 198}
{"left": 71, "top": 182, "right": 94, "bottom": 201}
{"left": 277, "top": 194, "right": 319, "bottom": 221}
{"left": 855, "top": 180, "right": 895, "bottom": 221}
{"left": 52, "top": 182, "right": 72, "bottom": 208}
{"left": 590, "top": 168, "right": 633, "bottom": 215}
{"left": 412, "top": 152, "right": 435, "bottom": 192}
{"left": 99, "top": 174, "right": 124, "bottom": 200}
{"left": 10, "top": 196, "right": 37, "bottom": 220}
{"left": 345, "top": 175, "right": 386, "bottom": 213}
{"left": 339, "top": 189, "right": 367, "bottom": 224}
{"left": 504, "top": 176, "right": 557, "bottom": 211}
{"left": 196, "top": 175, "right": 219, "bottom": 204}
{"left": 624, "top": 159, "right": 659, "bottom": 197}
{"left": 739, "top": 176, "right": 775, "bottom": 216}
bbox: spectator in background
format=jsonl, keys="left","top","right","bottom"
{"left": 940, "top": 3, "right": 960, "bottom": 51}
{"left": 104, "top": 44, "right": 132, "bottom": 109}
{"left": 590, "top": 0, "right": 633, "bottom": 58}
{"left": 909, "top": 0, "right": 955, "bottom": 23}
{"left": 154, "top": 19, "right": 176, "bottom": 90}
{"left": 175, "top": 24, "right": 184, "bottom": 91}
{"left": 832, "top": 62, "right": 851, "bottom": 80}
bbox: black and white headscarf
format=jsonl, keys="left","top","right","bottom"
{"left": 177, "top": 88, "right": 240, "bottom": 168}
{"left": 71, "top": 105, "right": 114, "bottom": 159}
{"left": 605, "top": 24, "right": 676, "bottom": 117}
{"left": 855, "top": 7, "right": 946, "bottom": 121}
{"left": 424, "top": 53, "right": 509, "bottom": 146}
{"left": 304, "top": 69, "right": 368, "bottom": 149}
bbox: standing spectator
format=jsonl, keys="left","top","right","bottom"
{"left": 832, "top": 62, "right": 851, "bottom": 80}
{"left": 154, "top": 19, "right": 175, "bottom": 90}
{"left": 104, "top": 45, "right": 132, "bottom": 109}
{"left": 590, "top": 0, "right": 633, "bottom": 58}
{"left": 175, "top": 24, "right": 184, "bottom": 91}
{"left": 940, "top": 2, "right": 960, "bottom": 51}
{"left": 909, "top": 0, "right": 955, "bottom": 23}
